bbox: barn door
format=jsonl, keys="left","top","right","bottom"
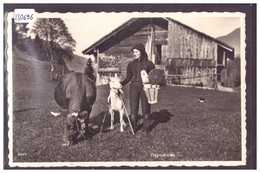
{"left": 217, "top": 45, "right": 227, "bottom": 82}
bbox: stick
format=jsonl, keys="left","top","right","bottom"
{"left": 120, "top": 95, "right": 135, "bottom": 135}
{"left": 99, "top": 110, "right": 108, "bottom": 134}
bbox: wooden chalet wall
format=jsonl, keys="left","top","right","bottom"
{"left": 166, "top": 20, "right": 218, "bottom": 88}
{"left": 93, "top": 18, "right": 231, "bottom": 87}
{"left": 103, "top": 23, "right": 168, "bottom": 78}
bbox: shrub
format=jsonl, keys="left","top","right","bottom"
{"left": 99, "top": 53, "right": 129, "bottom": 68}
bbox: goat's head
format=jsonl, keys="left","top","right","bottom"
{"left": 109, "top": 77, "right": 122, "bottom": 90}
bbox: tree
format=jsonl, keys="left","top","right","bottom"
{"left": 32, "top": 18, "right": 76, "bottom": 80}
{"left": 84, "top": 58, "right": 96, "bottom": 83}
{"left": 12, "top": 22, "right": 29, "bottom": 46}
{"left": 55, "top": 45, "right": 74, "bottom": 75}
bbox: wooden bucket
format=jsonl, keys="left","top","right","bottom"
{"left": 143, "top": 84, "right": 160, "bottom": 104}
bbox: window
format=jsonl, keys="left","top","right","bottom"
{"left": 155, "top": 44, "right": 162, "bottom": 65}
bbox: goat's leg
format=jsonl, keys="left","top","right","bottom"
{"left": 119, "top": 109, "right": 126, "bottom": 132}
{"left": 110, "top": 109, "right": 115, "bottom": 130}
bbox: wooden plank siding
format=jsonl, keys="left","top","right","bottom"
{"left": 168, "top": 21, "right": 218, "bottom": 60}
{"left": 83, "top": 18, "right": 234, "bottom": 87}
{"left": 105, "top": 25, "right": 167, "bottom": 53}
{"left": 166, "top": 20, "right": 218, "bottom": 87}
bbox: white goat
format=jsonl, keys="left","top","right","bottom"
{"left": 107, "top": 77, "right": 126, "bottom": 132}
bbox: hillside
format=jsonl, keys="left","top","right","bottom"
{"left": 11, "top": 46, "right": 59, "bottom": 114}
{"left": 217, "top": 28, "right": 240, "bottom": 57}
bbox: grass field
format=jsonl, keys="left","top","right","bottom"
{"left": 10, "top": 47, "right": 242, "bottom": 164}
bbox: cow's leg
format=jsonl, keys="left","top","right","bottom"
{"left": 62, "top": 115, "right": 70, "bottom": 146}
{"left": 119, "top": 109, "right": 126, "bottom": 132}
{"left": 110, "top": 109, "right": 115, "bottom": 130}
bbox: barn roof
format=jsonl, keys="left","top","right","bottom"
{"left": 82, "top": 17, "right": 234, "bottom": 56}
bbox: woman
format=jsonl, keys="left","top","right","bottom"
{"left": 120, "top": 44, "right": 155, "bottom": 133}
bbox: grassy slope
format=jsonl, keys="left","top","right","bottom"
{"left": 11, "top": 47, "right": 241, "bottom": 163}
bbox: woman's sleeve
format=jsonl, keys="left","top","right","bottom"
{"left": 120, "top": 63, "right": 132, "bottom": 86}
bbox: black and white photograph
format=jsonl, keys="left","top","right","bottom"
{"left": 3, "top": 3, "right": 256, "bottom": 169}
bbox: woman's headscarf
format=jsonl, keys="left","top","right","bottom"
{"left": 131, "top": 44, "right": 148, "bottom": 61}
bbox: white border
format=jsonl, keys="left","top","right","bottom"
{"left": 6, "top": 11, "right": 247, "bottom": 168}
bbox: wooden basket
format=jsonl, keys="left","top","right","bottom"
{"left": 143, "top": 84, "right": 160, "bottom": 104}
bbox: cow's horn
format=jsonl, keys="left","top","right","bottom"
{"left": 50, "top": 111, "right": 61, "bottom": 117}
{"left": 71, "top": 112, "right": 78, "bottom": 117}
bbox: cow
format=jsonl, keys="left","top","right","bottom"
{"left": 53, "top": 72, "right": 96, "bottom": 146}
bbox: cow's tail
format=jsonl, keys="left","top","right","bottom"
{"left": 50, "top": 111, "right": 62, "bottom": 117}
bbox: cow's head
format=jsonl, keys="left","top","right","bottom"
{"left": 62, "top": 110, "right": 89, "bottom": 146}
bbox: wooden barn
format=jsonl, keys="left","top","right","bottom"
{"left": 82, "top": 18, "right": 234, "bottom": 88}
